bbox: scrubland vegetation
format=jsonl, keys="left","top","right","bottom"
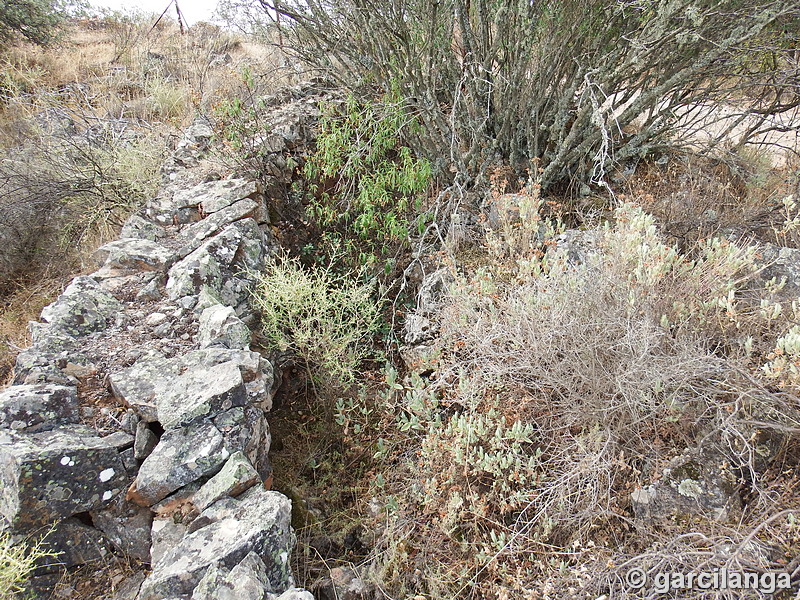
{"left": 2, "top": 0, "right": 800, "bottom": 598}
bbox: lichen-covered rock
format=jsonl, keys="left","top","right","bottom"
{"left": 191, "top": 552, "right": 271, "bottom": 600}
{"left": 127, "top": 421, "right": 229, "bottom": 506}
{"left": 120, "top": 215, "right": 166, "bottom": 242}
{"left": 165, "top": 219, "right": 267, "bottom": 309}
{"left": 151, "top": 517, "right": 189, "bottom": 567}
{"left": 39, "top": 277, "right": 123, "bottom": 337}
{"left": 0, "top": 426, "right": 127, "bottom": 529}
{"left": 631, "top": 447, "right": 742, "bottom": 525}
{"left": 183, "top": 349, "right": 274, "bottom": 411}
{"left": 110, "top": 349, "right": 274, "bottom": 422}
{"left": 0, "top": 384, "right": 78, "bottom": 432}
{"left": 171, "top": 178, "right": 262, "bottom": 215}
{"left": 199, "top": 305, "right": 251, "bottom": 349}
{"left": 108, "top": 351, "right": 182, "bottom": 422}
{"left": 213, "top": 407, "right": 271, "bottom": 480}
{"left": 12, "top": 348, "right": 78, "bottom": 386}
{"left": 91, "top": 492, "right": 153, "bottom": 563}
{"left": 156, "top": 361, "right": 247, "bottom": 430}
{"left": 178, "top": 199, "right": 263, "bottom": 257}
{"left": 192, "top": 452, "right": 260, "bottom": 511}
{"left": 136, "top": 488, "right": 294, "bottom": 600}
{"left": 165, "top": 225, "right": 241, "bottom": 300}
{"left": 93, "top": 239, "right": 173, "bottom": 272}
{"left": 402, "top": 314, "right": 435, "bottom": 345}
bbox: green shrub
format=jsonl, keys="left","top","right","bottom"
{"left": 0, "top": 0, "right": 72, "bottom": 47}
{"left": 303, "top": 92, "right": 431, "bottom": 270}
{"left": 250, "top": 255, "right": 383, "bottom": 387}
{"left": 371, "top": 196, "right": 800, "bottom": 597}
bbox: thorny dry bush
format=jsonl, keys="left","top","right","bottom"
{"left": 365, "top": 185, "right": 800, "bottom": 599}
{"left": 261, "top": 0, "right": 800, "bottom": 192}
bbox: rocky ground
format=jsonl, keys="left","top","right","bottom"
{"left": 0, "top": 83, "right": 335, "bottom": 600}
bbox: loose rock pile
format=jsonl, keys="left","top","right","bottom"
{"left": 0, "top": 84, "right": 328, "bottom": 599}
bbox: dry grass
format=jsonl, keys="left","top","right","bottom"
{"left": 0, "top": 14, "right": 295, "bottom": 391}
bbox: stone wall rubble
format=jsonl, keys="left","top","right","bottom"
{"left": 0, "top": 84, "right": 329, "bottom": 599}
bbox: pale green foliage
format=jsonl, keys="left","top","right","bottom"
{"left": 374, "top": 199, "right": 773, "bottom": 596}
{"left": 250, "top": 255, "right": 383, "bottom": 386}
{"left": 419, "top": 407, "right": 540, "bottom": 526}
{"left": 0, "top": 531, "right": 54, "bottom": 597}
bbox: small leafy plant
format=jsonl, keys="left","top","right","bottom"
{"left": 303, "top": 91, "right": 432, "bottom": 269}
{"left": 250, "top": 254, "right": 383, "bottom": 387}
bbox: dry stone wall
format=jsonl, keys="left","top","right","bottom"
{"left": 0, "top": 84, "right": 327, "bottom": 600}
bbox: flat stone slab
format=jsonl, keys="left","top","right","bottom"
{"left": 0, "top": 384, "right": 79, "bottom": 432}
{"left": 108, "top": 351, "right": 183, "bottom": 422}
{"left": 137, "top": 488, "right": 293, "bottom": 600}
{"left": 192, "top": 451, "right": 260, "bottom": 511}
{"left": 94, "top": 238, "right": 173, "bottom": 272}
{"left": 127, "top": 421, "right": 229, "bottom": 507}
{"left": 171, "top": 178, "right": 261, "bottom": 215}
{"left": 40, "top": 277, "right": 122, "bottom": 337}
{"left": 157, "top": 361, "right": 248, "bottom": 430}
{"left": 109, "top": 349, "right": 274, "bottom": 422}
{"left": 0, "top": 426, "right": 127, "bottom": 530}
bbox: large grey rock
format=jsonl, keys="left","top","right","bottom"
{"left": 183, "top": 348, "right": 274, "bottom": 411}
{"left": 0, "top": 384, "right": 78, "bottom": 432}
{"left": 171, "top": 178, "right": 262, "bottom": 215}
{"left": 128, "top": 421, "right": 229, "bottom": 506}
{"left": 110, "top": 349, "right": 274, "bottom": 422}
{"left": 137, "top": 488, "right": 294, "bottom": 600}
{"left": 199, "top": 305, "right": 251, "bottom": 349}
{"left": 213, "top": 407, "right": 271, "bottom": 480}
{"left": 0, "top": 426, "right": 127, "bottom": 529}
{"left": 178, "top": 199, "right": 262, "bottom": 258}
{"left": 165, "top": 225, "right": 240, "bottom": 300}
{"left": 94, "top": 239, "right": 173, "bottom": 272}
{"left": 120, "top": 215, "right": 166, "bottom": 241}
{"left": 631, "top": 446, "right": 741, "bottom": 526}
{"left": 39, "top": 276, "right": 122, "bottom": 336}
{"left": 108, "top": 351, "right": 183, "bottom": 422}
{"left": 165, "top": 219, "right": 266, "bottom": 308}
{"left": 12, "top": 348, "right": 78, "bottom": 387}
{"left": 157, "top": 361, "right": 248, "bottom": 430}
{"left": 192, "top": 451, "right": 260, "bottom": 511}
{"left": 191, "top": 552, "right": 270, "bottom": 600}
{"left": 91, "top": 493, "right": 153, "bottom": 563}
